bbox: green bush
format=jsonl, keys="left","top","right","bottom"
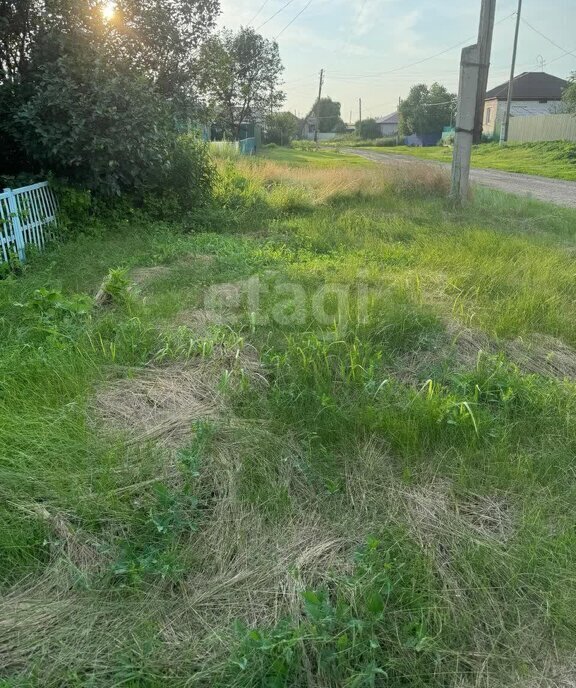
{"left": 290, "top": 139, "right": 316, "bottom": 151}
{"left": 355, "top": 118, "right": 382, "bottom": 139}
{"left": 354, "top": 137, "right": 398, "bottom": 147}
{"left": 13, "top": 52, "right": 175, "bottom": 197}
{"left": 161, "top": 135, "right": 215, "bottom": 211}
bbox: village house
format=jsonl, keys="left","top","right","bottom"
{"left": 483, "top": 71, "right": 568, "bottom": 139}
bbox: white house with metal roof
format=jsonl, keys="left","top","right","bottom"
{"left": 483, "top": 72, "right": 568, "bottom": 139}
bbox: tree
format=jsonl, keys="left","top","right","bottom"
{"left": 399, "top": 83, "right": 455, "bottom": 135}
{"left": 0, "top": 0, "right": 220, "bottom": 98}
{"left": 0, "top": 0, "right": 220, "bottom": 189}
{"left": 196, "top": 27, "right": 285, "bottom": 139}
{"left": 265, "top": 111, "right": 300, "bottom": 145}
{"left": 307, "top": 96, "right": 343, "bottom": 133}
{"left": 356, "top": 118, "right": 381, "bottom": 139}
{"left": 562, "top": 73, "right": 576, "bottom": 114}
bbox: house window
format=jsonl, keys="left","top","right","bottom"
{"left": 485, "top": 107, "right": 492, "bottom": 124}
{"left": 539, "top": 99, "right": 548, "bottom": 104}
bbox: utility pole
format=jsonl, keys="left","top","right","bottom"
{"left": 450, "top": 0, "right": 496, "bottom": 204}
{"left": 500, "top": 0, "right": 523, "bottom": 145}
{"left": 313, "top": 68, "right": 324, "bottom": 144}
{"left": 397, "top": 95, "right": 401, "bottom": 145}
{"left": 473, "top": 0, "right": 496, "bottom": 143}
{"left": 358, "top": 98, "right": 362, "bottom": 135}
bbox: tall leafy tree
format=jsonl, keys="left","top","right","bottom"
{"left": 307, "top": 96, "right": 343, "bottom": 133}
{"left": 1, "top": 0, "right": 220, "bottom": 97}
{"left": 562, "top": 73, "right": 576, "bottom": 114}
{"left": 197, "top": 27, "right": 285, "bottom": 139}
{"left": 399, "top": 83, "right": 455, "bottom": 135}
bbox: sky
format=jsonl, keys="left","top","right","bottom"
{"left": 217, "top": 0, "right": 576, "bottom": 121}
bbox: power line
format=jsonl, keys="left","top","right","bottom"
{"left": 544, "top": 47, "right": 576, "bottom": 66}
{"left": 323, "top": 11, "right": 516, "bottom": 80}
{"left": 248, "top": 0, "right": 271, "bottom": 25}
{"left": 520, "top": 18, "right": 576, "bottom": 60}
{"left": 256, "top": 0, "right": 298, "bottom": 31}
{"left": 274, "top": 0, "right": 314, "bottom": 39}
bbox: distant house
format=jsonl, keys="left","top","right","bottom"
{"left": 375, "top": 112, "right": 399, "bottom": 137}
{"left": 483, "top": 71, "right": 568, "bottom": 139}
{"left": 301, "top": 116, "right": 338, "bottom": 141}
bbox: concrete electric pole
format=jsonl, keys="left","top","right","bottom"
{"left": 500, "top": 0, "right": 523, "bottom": 145}
{"left": 314, "top": 69, "right": 324, "bottom": 144}
{"left": 474, "top": 0, "right": 497, "bottom": 143}
{"left": 450, "top": 0, "right": 496, "bottom": 204}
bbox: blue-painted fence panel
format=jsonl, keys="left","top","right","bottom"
{"left": 0, "top": 182, "right": 58, "bottom": 263}
{"left": 239, "top": 137, "right": 256, "bottom": 155}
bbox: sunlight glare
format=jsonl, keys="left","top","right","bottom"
{"left": 102, "top": 1, "right": 116, "bottom": 21}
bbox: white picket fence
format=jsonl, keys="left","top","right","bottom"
{"left": 0, "top": 182, "right": 58, "bottom": 263}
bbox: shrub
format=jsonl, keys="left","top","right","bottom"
{"left": 162, "top": 136, "right": 215, "bottom": 211}
{"left": 13, "top": 52, "right": 175, "bottom": 197}
{"left": 352, "top": 137, "right": 398, "bottom": 148}
{"left": 290, "top": 139, "right": 316, "bottom": 151}
{"left": 355, "top": 118, "right": 381, "bottom": 139}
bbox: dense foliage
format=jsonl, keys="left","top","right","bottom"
{"left": 264, "top": 111, "right": 301, "bottom": 145}
{"left": 399, "top": 82, "right": 455, "bottom": 135}
{"left": 0, "top": 0, "right": 220, "bottom": 196}
{"left": 196, "top": 27, "right": 285, "bottom": 139}
{"left": 563, "top": 72, "right": 576, "bottom": 114}
{"left": 307, "top": 96, "right": 345, "bottom": 133}
{"left": 14, "top": 51, "right": 175, "bottom": 195}
{"left": 355, "top": 117, "right": 382, "bottom": 139}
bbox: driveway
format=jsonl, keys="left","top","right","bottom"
{"left": 348, "top": 148, "right": 576, "bottom": 209}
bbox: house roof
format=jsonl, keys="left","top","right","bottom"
{"left": 485, "top": 71, "right": 568, "bottom": 101}
{"left": 375, "top": 111, "right": 399, "bottom": 125}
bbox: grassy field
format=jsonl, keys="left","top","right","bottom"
{"left": 357, "top": 141, "right": 576, "bottom": 181}
{"left": 263, "top": 145, "right": 372, "bottom": 167}
{"left": 3, "top": 147, "right": 576, "bottom": 686}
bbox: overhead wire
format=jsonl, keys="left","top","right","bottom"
{"left": 256, "top": 0, "right": 298, "bottom": 31}
{"left": 248, "top": 0, "right": 271, "bottom": 25}
{"left": 520, "top": 18, "right": 576, "bottom": 60}
{"left": 323, "top": 11, "right": 516, "bottom": 80}
{"left": 274, "top": 0, "right": 314, "bottom": 39}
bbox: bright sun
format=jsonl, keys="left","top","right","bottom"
{"left": 102, "top": 1, "right": 116, "bottom": 21}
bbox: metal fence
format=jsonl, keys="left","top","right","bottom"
{"left": 0, "top": 182, "right": 58, "bottom": 263}
{"left": 508, "top": 114, "right": 576, "bottom": 143}
{"left": 239, "top": 137, "right": 256, "bottom": 155}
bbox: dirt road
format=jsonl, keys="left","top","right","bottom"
{"left": 348, "top": 148, "right": 576, "bottom": 209}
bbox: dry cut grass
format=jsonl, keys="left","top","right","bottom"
{"left": 235, "top": 156, "right": 451, "bottom": 205}
{"left": 93, "top": 346, "right": 264, "bottom": 447}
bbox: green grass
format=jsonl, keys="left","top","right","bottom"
{"left": 262, "top": 145, "right": 373, "bottom": 167}
{"left": 358, "top": 140, "right": 576, "bottom": 181}
{"left": 3, "top": 147, "right": 576, "bottom": 685}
